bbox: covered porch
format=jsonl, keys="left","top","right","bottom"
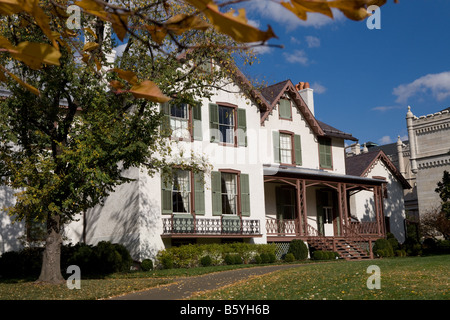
{"left": 264, "top": 165, "right": 387, "bottom": 259}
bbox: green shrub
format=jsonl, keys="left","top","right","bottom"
{"left": 254, "top": 255, "right": 262, "bottom": 264}
{"left": 313, "top": 250, "right": 324, "bottom": 260}
{"left": 200, "top": 255, "right": 212, "bottom": 267}
{"left": 395, "top": 250, "right": 407, "bottom": 257}
{"left": 160, "top": 255, "right": 174, "bottom": 269}
{"left": 284, "top": 253, "right": 295, "bottom": 263}
{"left": 288, "top": 239, "right": 308, "bottom": 260}
{"left": 259, "top": 252, "right": 269, "bottom": 263}
{"left": 141, "top": 259, "right": 154, "bottom": 271}
{"left": 233, "top": 254, "right": 243, "bottom": 265}
{"left": 437, "top": 240, "right": 450, "bottom": 254}
{"left": 268, "top": 252, "right": 276, "bottom": 263}
{"left": 374, "top": 238, "right": 394, "bottom": 257}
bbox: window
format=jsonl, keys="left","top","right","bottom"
{"left": 218, "top": 105, "right": 235, "bottom": 144}
{"left": 161, "top": 169, "right": 205, "bottom": 215}
{"left": 211, "top": 171, "right": 250, "bottom": 216}
{"left": 172, "top": 169, "right": 191, "bottom": 213}
{"left": 273, "top": 131, "right": 302, "bottom": 165}
{"left": 280, "top": 133, "right": 292, "bottom": 164}
{"left": 279, "top": 98, "right": 292, "bottom": 120}
{"left": 209, "top": 103, "right": 247, "bottom": 146}
{"left": 160, "top": 102, "right": 202, "bottom": 141}
{"left": 318, "top": 137, "right": 332, "bottom": 169}
{"left": 170, "top": 104, "right": 190, "bottom": 139}
{"left": 221, "top": 172, "right": 237, "bottom": 215}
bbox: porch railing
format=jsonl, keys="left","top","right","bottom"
{"left": 266, "top": 217, "right": 300, "bottom": 236}
{"left": 266, "top": 218, "right": 379, "bottom": 237}
{"left": 349, "top": 221, "right": 379, "bottom": 236}
{"left": 162, "top": 216, "right": 261, "bottom": 236}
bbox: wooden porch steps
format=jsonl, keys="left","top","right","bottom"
{"left": 308, "top": 238, "right": 371, "bottom": 260}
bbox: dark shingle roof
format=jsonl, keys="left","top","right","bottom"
{"left": 345, "top": 150, "right": 411, "bottom": 189}
{"left": 317, "top": 120, "right": 358, "bottom": 141}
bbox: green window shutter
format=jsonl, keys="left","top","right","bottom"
{"left": 279, "top": 99, "right": 291, "bottom": 119}
{"left": 160, "top": 102, "right": 171, "bottom": 138}
{"left": 193, "top": 171, "right": 205, "bottom": 215}
{"left": 294, "top": 134, "right": 302, "bottom": 166}
{"left": 237, "top": 108, "right": 247, "bottom": 147}
{"left": 211, "top": 171, "right": 222, "bottom": 216}
{"left": 272, "top": 131, "right": 280, "bottom": 163}
{"left": 161, "top": 173, "right": 172, "bottom": 215}
{"left": 192, "top": 102, "right": 202, "bottom": 141}
{"left": 209, "top": 103, "right": 219, "bottom": 143}
{"left": 319, "top": 138, "right": 332, "bottom": 169}
{"left": 240, "top": 173, "right": 250, "bottom": 217}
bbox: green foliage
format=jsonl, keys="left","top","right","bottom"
{"left": 141, "top": 259, "right": 154, "bottom": 272}
{"left": 287, "top": 239, "right": 308, "bottom": 260}
{"left": 284, "top": 253, "right": 295, "bottom": 263}
{"left": 254, "top": 255, "right": 262, "bottom": 264}
{"left": 156, "top": 243, "right": 276, "bottom": 269}
{"left": 312, "top": 250, "right": 337, "bottom": 260}
{"left": 200, "top": 255, "right": 212, "bottom": 267}
{"left": 0, "top": 241, "right": 132, "bottom": 278}
{"left": 374, "top": 238, "right": 394, "bottom": 257}
{"left": 435, "top": 170, "right": 450, "bottom": 219}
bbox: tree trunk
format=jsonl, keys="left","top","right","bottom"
{"left": 36, "top": 214, "right": 65, "bottom": 285}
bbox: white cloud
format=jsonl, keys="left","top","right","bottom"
{"left": 305, "top": 36, "right": 320, "bottom": 48}
{"left": 371, "top": 105, "right": 403, "bottom": 112}
{"left": 290, "top": 36, "right": 301, "bottom": 45}
{"left": 379, "top": 135, "right": 393, "bottom": 144}
{"left": 245, "top": 0, "right": 345, "bottom": 31}
{"left": 311, "top": 82, "right": 326, "bottom": 94}
{"left": 283, "top": 50, "right": 309, "bottom": 65}
{"left": 393, "top": 71, "right": 450, "bottom": 103}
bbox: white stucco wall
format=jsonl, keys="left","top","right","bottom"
{"left": 349, "top": 159, "right": 406, "bottom": 243}
{"left": 0, "top": 186, "right": 24, "bottom": 254}
{"left": 262, "top": 99, "right": 347, "bottom": 174}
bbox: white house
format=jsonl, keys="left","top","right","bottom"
{"left": 1, "top": 63, "right": 405, "bottom": 261}
{"left": 346, "top": 150, "right": 411, "bottom": 243}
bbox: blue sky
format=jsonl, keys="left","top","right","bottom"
{"left": 236, "top": 0, "right": 450, "bottom": 146}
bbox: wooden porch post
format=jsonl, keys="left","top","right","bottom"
{"left": 337, "top": 183, "right": 348, "bottom": 236}
{"left": 296, "top": 179, "right": 307, "bottom": 236}
{"left": 374, "top": 186, "right": 384, "bottom": 236}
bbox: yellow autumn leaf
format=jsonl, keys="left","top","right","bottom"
{"left": 186, "top": 0, "right": 277, "bottom": 43}
{"left": 75, "top": 0, "right": 129, "bottom": 41}
{"left": 10, "top": 41, "right": 61, "bottom": 70}
{"left": 20, "top": 0, "right": 58, "bottom": 48}
{"left": 145, "top": 25, "right": 168, "bottom": 45}
{"left": 129, "top": 80, "right": 171, "bottom": 103}
{"left": 83, "top": 42, "right": 99, "bottom": 52}
{"left": 111, "top": 68, "right": 139, "bottom": 86}
{"left": 6, "top": 71, "right": 40, "bottom": 96}
{"left": 0, "top": 0, "right": 22, "bottom": 15}
{"left": 165, "top": 14, "right": 210, "bottom": 35}
{"left": 281, "top": 0, "right": 333, "bottom": 21}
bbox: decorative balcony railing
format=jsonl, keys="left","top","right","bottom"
{"left": 162, "top": 216, "right": 261, "bottom": 236}
{"left": 266, "top": 217, "right": 380, "bottom": 237}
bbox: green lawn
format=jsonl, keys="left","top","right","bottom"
{"left": 1, "top": 255, "right": 448, "bottom": 300}
{"left": 193, "top": 255, "right": 450, "bottom": 300}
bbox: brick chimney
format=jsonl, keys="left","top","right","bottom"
{"left": 296, "top": 81, "right": 314, "bottom": 115}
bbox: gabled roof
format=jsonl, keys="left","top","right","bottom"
{"left": 345, "top": 150, "right": 411, "bottom": 189}
{"left": 260, "top": 79, "right": 324, "bottom": 136}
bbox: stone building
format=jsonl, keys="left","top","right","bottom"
{"left": 405, "top": 106, "right": 450, "bottom": 216}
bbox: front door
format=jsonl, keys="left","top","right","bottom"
{"left": 316, "top": 189, "right": 340, "bottom": 236}
{"left": 276, "top": 186, "right": 297, "bottom": 234}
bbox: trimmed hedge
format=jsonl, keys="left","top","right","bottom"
{"left": 156, "top": 243, "right": 277, "bottom": 269}
{"left": 0, "top": 241, "right": 133, "bottom": 279}
{"left": 312, "top": 250, "right": 339, "bottom": 260}
{"left": 287, "top": 239, "right": 308, "bottom": 260}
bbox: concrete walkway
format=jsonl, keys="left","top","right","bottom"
{"left": 111, "top": 264, "right": 305, "bottom": 300}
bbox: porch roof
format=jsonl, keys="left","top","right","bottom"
{"left": 263, "top": 164, "right": 386, "bottom": 185}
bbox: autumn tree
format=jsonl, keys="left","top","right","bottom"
{"left": 0, "top": 0, "right": 397, "bottom": 284}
